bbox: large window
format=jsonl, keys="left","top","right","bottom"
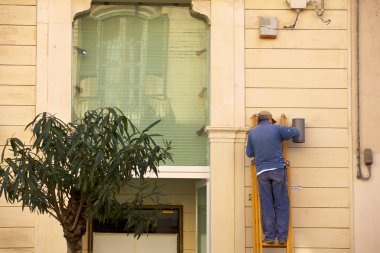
{"left": 72, "top": 5, "right": 209, "bottom": 166}
{"left": 90, "top": 206, "right": 183, "bottom": 253}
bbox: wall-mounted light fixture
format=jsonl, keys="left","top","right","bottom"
{"left": 74, "top": 46, "right": 88, "bottom": 56}
{"left": 292, "top": 118, "right": 305, "bottom": 143}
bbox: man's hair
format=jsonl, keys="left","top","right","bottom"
{"left": 257, "top": 110, "right": 276, "bottom": 124}
{"left": 258, "top": 115, "right": 270, "bottom": 123}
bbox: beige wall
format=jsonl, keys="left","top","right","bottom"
{"left": 0, "top": 0, "right": 37, "bottom": 252}
{"left": 0, "top": 0, "right": 36, "bottom": 127}
{"left": 8, "top": 0, "right": 380, "bottom": 253}
{"left": 353, "top": 1, "right": 380, "bottom": 253}
{"left": 244, "top": 1, "right": 351, "bottom": 253}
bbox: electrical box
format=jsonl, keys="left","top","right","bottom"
{"left": 286, "top": 0, "right": 312, "bottom": 9}
{"left": 259, "top": 16, "right": 278, "bottom": 39}
{"left": 364, "top": 149, "right": 373, "bottom": 165}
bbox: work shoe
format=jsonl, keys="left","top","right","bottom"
{"left": 262, "top": 240, "right": 275, "bottom": 244}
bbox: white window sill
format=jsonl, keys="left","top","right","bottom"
{"left": 148, "top": 166, "right": 211, "bottom": 179}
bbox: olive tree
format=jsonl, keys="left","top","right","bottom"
{"left": 0, "top": 108, "right": 172, "bottom": 253}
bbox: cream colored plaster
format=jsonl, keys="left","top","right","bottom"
{"left": 210, "top": 0, "right": 234, "bottom": 126}
{"left": 36, "top": 23, "right": 48, "bottom": 114}
{"left": 0, "top": 228, "right": 35, "bottom": 248}
{"left": 210, "top": 141, "right": 235, "bottom": 253}
{"left": 245, "top": 0, "right": 347, "bottom": 10}
{"left": 35, "top": 217, "right": 67, "bottom": 253}
{"left": 294, "top": 228, "right": 350, "bottom": 248}
{"left": 353, "top": 1, "right": 380, "bottom": 252}
{"left": 246, "top": 49, "right": 348, "bottom": 69}
{"left": 354, "top": 157, "right": 380, "bottom": 253}
{"left": 234, "top": 138, "right": 246, "bottom": 253}
{"left": 191, "top": 0, "right": 210, "bottom": 24}
{"left": 206, "top": 6, "right": 248, "bottom": 253}
{"left": 0, "top": 6, "right": 36, "bottom": 25}
{"left": 49, "top": 0, "right": 71, "bottom": 24}
{"left": 0, "top": 66, "right": 35, "bottom": 85}
{"left": 37, "top": 0, "right": 49, "bottom": 23}
{"left": 0, "top": 26, "right": 36, "bottom": 45}
{"left": 35, "top": 1, "right": 76, "bottom": 252}
{"left": 207, "top": 126, "right": 249, "bottom": 142}
{"left": 72, "top": 0, "right": 91, "bottom": 20}
{"left": 245, "top": 10, "right": 347, "bottom": 30}
{"left": 246, "top": 108, "right": 348, "bottom": 128}
{"left": 246, "top": 88, "right": 348, "bottom": 108}
{"left": 47, "top": 23, "right": 72, "bottom": 121}
{"left": 233, "top": 0, "right": 246, "bottom": 127}
{"left": 0, "top": 86, "right": 35, "bottom": 105}
{"left": 246, "top": 69, "right": 348, "bottom": 89}
{"left": 246, "top": 29, "right": 348, "bottom": 49}
{"left": 1, "top": 0, "right": 36, "bottom": 4}
{"left": 0, "top": 46, "right": 35, "bottom": 65}
{"left": 244, "top": 1, "right": 351, "bottom": 252}
{"left": 36, "top": 0, "right": 89, "bottom": 120}
{"left": 0, "top": 106, "right": 35, "bottom": 126}
{"left": 207, "top": 127, "right": 248, "bottom": 253}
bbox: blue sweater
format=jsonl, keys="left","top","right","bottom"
{"left": 246, "top": 121, "right": 300, "bottom": 174}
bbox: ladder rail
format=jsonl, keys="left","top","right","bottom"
{"left": 280, "top": 114, "right": 294, "bottom": 253}
{"left": 250, "top": 114, "right": 262, "bottom": 253}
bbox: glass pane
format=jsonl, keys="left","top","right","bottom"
{"left": 72, "top": 5, "right": 209, "bottom": 166}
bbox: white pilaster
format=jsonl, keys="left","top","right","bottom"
{"left": 35, "top": 1, "right": 92, "bottom": 252}
{"left": 207, "top": 127, "right": 249, "bottom": 253}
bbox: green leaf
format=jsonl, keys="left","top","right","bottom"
{"left": 0, "top": 107, "right": 172, "bottom": 240}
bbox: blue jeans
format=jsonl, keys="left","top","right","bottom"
{"left": 257, "top": 168, "right": 289, "bottom": 242}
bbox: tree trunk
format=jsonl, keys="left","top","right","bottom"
{"left": 63, "top": 190, "right": 87, "bottom": 253}
{"left": 66, "top": 238, "right": 82, "bottom": 253}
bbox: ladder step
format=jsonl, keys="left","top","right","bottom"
{"left": 262, "top": 242, "right": 287, "bottom": 248}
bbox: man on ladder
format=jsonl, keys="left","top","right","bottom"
{"left": 246, "top": 111, "right": 300, "bottom": 245}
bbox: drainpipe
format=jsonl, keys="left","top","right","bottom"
{"left": 356, "top": 0, "right": 371, "bottom": 180}
{"left": 315, "top": 0, "right": 325, "bottom": 16}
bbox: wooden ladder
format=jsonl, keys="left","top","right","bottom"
{"left": 251, "top": 114, "right": 293, "bottom": 253}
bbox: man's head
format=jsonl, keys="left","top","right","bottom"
{"left": 258, "top": 110, "right": 277, "bottom": 124}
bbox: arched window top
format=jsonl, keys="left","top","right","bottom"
{"left": 88, "top": 5, "right": 168, "bottom": 20}
{"left": 73, "top": 1, "right": 210, "bottom": 25}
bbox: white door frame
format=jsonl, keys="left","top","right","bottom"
{"left": 196, "top": 179, "right": 211, "bottom": 253}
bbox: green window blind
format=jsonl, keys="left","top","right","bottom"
{"left": 72, "top": 5, "right": 209, "bottom": 166}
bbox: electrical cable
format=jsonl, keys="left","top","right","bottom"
{"left": 319, "top": 16, "right": 331, "bottom": 25}
{"left": 358, "top": 165, "right": 372, "bottom": 180}
{"left": 315, "top": 0, "right": 331, "bottom": 25}
{"left": 284, "top": 11, "right": 300, "bottom": 29}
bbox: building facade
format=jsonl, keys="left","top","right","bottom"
{"left": 0, "top": 0, "right": 379, "bottom": 253}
